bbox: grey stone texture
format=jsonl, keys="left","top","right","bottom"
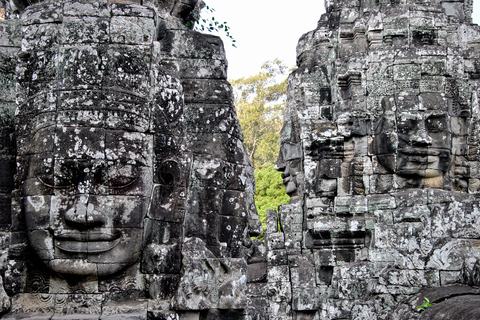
{"left": 244, "top": 0, "right": 480, "bottom": 319}
{"left": 0, "top": 0, "right": 260, "bottom": 319}
{"left": 251, "top": 0, "right": 480, "bottom": 319}
{"left": 2, "top": 0, "right": 480, "bottom": 319}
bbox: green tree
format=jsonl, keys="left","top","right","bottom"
{"left": 254, "top": 166, "right": 290, "bottom": 235}
{"left": 232, "top": 59, "right": 288, "bottom": 169}
{"left": 232, "top": 60, "right": 290, "bottom": 234}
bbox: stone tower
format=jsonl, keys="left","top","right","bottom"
{"left": 246, "top": 0, "right": 480, "bottom": 319}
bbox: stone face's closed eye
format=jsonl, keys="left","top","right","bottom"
{"left": 108, "top": 175, "right": 137, "bottom": 189}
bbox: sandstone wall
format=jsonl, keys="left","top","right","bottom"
{"left": 0, "top": 1, "right": 260, "bottom": 319}
{"left": 246, "top": 0, "right": 480, "bottom": 319}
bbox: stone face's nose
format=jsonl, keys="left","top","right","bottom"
{"left": 410, "top": 128, "right": 433, "bottom": 146}
{"left": 64, "top": 194, "right": 105, "bottom": 229}
{"left": 275, "top": 149, "right": 286, "bottom": 172}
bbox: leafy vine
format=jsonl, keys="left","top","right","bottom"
{"left": 186, "top": 5, "right": 236, "bottom": 47}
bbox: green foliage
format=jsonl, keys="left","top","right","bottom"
{"left": 185, "top": 5, "right": 236, "bottom": 47}
{"left": 254, "top": 166, "right": 290, "bottom": 235}
{"left": 416, "top": 297, "right": 436, "bottom": 312}
{"left": 232, "top": 59, "right": 288, "bottom": 169}
{"left": 232, "top": 60, "right": 290, "bottom": 238}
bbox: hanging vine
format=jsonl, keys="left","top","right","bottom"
{"left": 185, "top": 4, "right": 236, "bottom": 47}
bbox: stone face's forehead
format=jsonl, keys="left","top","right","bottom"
{"left": 28, "top": 126, "right": 154, "bottom": 165}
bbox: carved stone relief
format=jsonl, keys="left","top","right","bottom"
{"left": 247, "top": 0, "right": 480, "bottom": 319}
{"left": 0, "top": 0, "right": 259, "bottom": 319}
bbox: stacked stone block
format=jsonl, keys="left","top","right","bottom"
{"left": 245, "top": 0, "right": 480, "bottom": 319}
{"left": 0, "top": 1, "right": 259, "bottom": 319}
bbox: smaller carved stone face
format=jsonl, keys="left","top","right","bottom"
{"left": 23, "top": 127, "right": 154, "bottom": 277}
{"left": 276, "top": 142, "right": 303, "bottom": 197}
{"left": 374, "top": 94, "right": 455, "bottom": 184}
{"left": 395, "top": 110, "right": 451, "bottom": 177}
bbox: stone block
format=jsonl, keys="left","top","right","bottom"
{"left": 268, "top": 265, "right": 290, "bottom": 282}
{"left": 316, "top": 266, "right": 334, "bottom": 286}
{"left": 247, "top": 262, "right": 267, "bottom": 283}
{"left": 266, "top": 233, "right": 285, "bottom": 250}
{"left": 246, "top": 297, "right": 269, "bottom": 320}
{"left": 267, "top": 249, "right": 288, "bottom": 266}
{"left": 62, "top": 16, "right": 109, "bottom": 44}
{"left": 246, "top": 283, "right": 268, "bottom": 298}
{"left": 148, "top": 186, "right": 186, "bottom": 223}
{"left": 175, "top": 255, "right": 247, "bottom": 310}
{"left": 290, "top": 267, "right": 316, "bottom": 287}
{"left": 111, "top": 3, "right": 155, "bottom": 17}
{"left": 147, "top": 310, "right": 179, "bottom": 320}
{"left": 393, "top": 204, "right": 429, "bottom": 223}
{"left": 178, "top": 58, "right": 227, "bottom": 80}
{"left": 184, "top": 104, "right": 236, "bottom": 134}
{"left": 292, "top": 287, "right": 321, "bottom": 311}
{"left": 182, "top": 79, "right": 233, "bottom": 105}
{"left": 141, "top": 243, "right": 181, "bottom": 274}
{"left": 145, "top": 274, "right": 180, "bottom": 301}
{"left": 266, "top": 209, "right": 279, "bottom": 233}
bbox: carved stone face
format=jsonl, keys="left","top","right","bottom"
{"left": 23, "top": 127, "right": 154, "bottom": 277}
{"left": 276, "top": 142, "right": 303, "bottom": 197}
{"left": 374, "top": 94, "right": 455, "bottom": 184}
{"left": 395, "top": 110, "right": 451, "bottom": 177}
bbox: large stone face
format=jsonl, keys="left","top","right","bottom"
{"left": 0, "top": 0, "right": 260, "bottom": 319}
{"left": 246, "top": 0, "right": 480, "bottom": 319}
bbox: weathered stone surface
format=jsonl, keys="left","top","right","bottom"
{"left": 4, "top": 0, "right": 480, "bottom": 318}
{"left": 0, "top": 0, "right": 258, "bottom": 319}
{"left": 246, "top": 0, "right": 480, "bottom": 319}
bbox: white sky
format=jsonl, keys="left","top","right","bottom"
{"left": 205, "top": 0, "right": 480, "bottom": 80}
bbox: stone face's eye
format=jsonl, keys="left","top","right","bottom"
{"left": 35, "top": 173, "right": 55, "bottom": 188}
{"left": 109, "top": 176, "right": 137, "bottom": 189}
{"left": 107, "top": 163, "right": 138, "bottom": 190}
{"left": 397, "top": 119, "right": 417, "bottom": 133}
{"left": 426, "top": 116, "right": 447, "bottom": 132}
{"left": 36, "top": 173, "right": 75, "bottom": 190}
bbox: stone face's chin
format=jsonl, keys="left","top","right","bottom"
{"left": 285, "top": 181, "right": 297, "bottom": 195}
{"left": 48, "top": 259, "right": 98, "bottom": 276}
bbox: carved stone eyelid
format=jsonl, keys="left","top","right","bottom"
{"left": 108, "top": 177, "right": 138, "bottom": 189}
{"left": 35, "top": 173, "right": 70, "bottom": 189}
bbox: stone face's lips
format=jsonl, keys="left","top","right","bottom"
{"left": 399, "top": 148, "right": 441, "bottom": 157}
{"left": 55, "top": 231, "right": 120, "bottom": 241}
{"left": 55, "top": 231, "right": 121, "bottom": 253}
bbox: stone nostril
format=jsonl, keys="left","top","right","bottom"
{"left": 64, "top": 195, "right": 104, "bottom": 229}
{"left": 410, "top": 130, "right": 433, "bottom": 145}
